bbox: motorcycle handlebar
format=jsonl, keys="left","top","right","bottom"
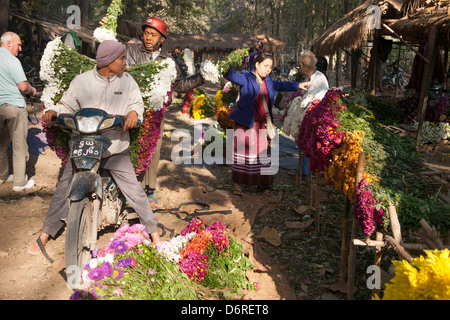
{"left": 48, "top": 113, "right": 141, "bottom": 130}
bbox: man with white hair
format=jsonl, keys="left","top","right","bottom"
{"left": 0, "top": 31, "right": 37, "bottom": 191}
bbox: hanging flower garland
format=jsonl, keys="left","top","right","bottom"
{"left": 298, "top": 89, "right": 346, "bottom": 172}
{"left": 353, "top": 178, "right": 385, "bottom": 236}
{"left": 324, "top": 130, "right": 376, "bottom": 202}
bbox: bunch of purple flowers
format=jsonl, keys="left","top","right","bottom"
{"left": 353, "top": 178, "right": 385, "bottom": 235}
{"left": 298, "top": 89, "right": 346, "bottom": 172}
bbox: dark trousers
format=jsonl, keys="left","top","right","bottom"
{"left": 42, "top": 150, "right": 159, "bottom": 237}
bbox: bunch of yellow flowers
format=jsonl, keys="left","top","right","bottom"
{"left": 377, "top": 249, "right": 450, "bottom": 300}
{"left": 214, "top": 90, "right": 224, "bottom": 110}
{"left": 191, "top": 94, "right": 206, "bottom": 119}
{"left": 324, "top": 130, "right": 375, "bottom": 202}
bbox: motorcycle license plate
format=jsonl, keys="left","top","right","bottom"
{"left": 70, "top": 138, "right": 103, "bottom": 160}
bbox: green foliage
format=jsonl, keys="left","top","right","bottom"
{"left": 202, "top": 237, "right": 253, "bottom": 295}
{"left": 51, "top": 44, "right": 96, "bottom": 104}
{"left": 102, "top": 0, "right": 123, "bottom": 33}
{"left": 340, "top": 88, "right": 450, "bottom": 233}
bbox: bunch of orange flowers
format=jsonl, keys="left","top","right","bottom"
{"left": 324, "top": 130, "right": 375, "bottom": 202}
{"left": 214, "top": 105, "right": 235, "bottom": 130}
{"left": 180, "top": 230, "right": 213, "bottom": 260}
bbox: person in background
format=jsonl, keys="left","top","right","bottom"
{"left": 225, "top": 52, "right": 301, "bottom": 195}
{"left": 0, "top": 31, "right": 37, "bottom": 192}
{"left": 100, "top": 15, "right": 204, "bottom": 200}
{"left": 297, "top": 51, "right": 329, "bottom": 176}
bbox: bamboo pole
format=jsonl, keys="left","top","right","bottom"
{"left": 382, "top": 23, "right": 430, "bottom": 64}
{"left": 385, "top": 235, "right": 412, "bottom": 262}
{"left": 308, "top": 162, "right": 313, "bottom": 207}
{"left": 347, "top": 152, "right": 365, "bottom": 300}
{"left": 388, "top": 204, "right": 402, "bottom": 243}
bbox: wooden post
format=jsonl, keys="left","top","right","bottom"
{"left": 347, "top": 152, "right": 365, "bottom": 300}
{"left": 308, "top": 162, "right": 313, "bottom": 207}
{"left": 315, "top": 172, "right": 321, "bottom": 233}
{"left": 372, "top": 231, "right": 384, "bottom": 298}
{"left": 338, "top": 197, "right": 351, "bottom": 283}
{"left": 394, "top": 42, "right": 401, "bottom": 103}
{"left": 388, "top": 204, "right": 402, "bottom": 243}
{"left": 336, "top": 48, "right": 341, "bottom": 87}
{"left": 416, "top": 27, "right": 438, "bottom": 145}
{"left": 295, "top": 150, "right": 303, "bottom": 187}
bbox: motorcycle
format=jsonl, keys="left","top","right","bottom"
{"left": 54, "top": 108, "right": 137, "bottom": 271}
{"left": 382, "top": 60, "right": 408, "bottom": 89}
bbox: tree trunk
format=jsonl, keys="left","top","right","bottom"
{"left": 0, "top": 0, "right": 10, "bottom": 35}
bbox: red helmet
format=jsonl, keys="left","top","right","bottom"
{"left": 142, "top": 16, "right": 167, "bottom": 38}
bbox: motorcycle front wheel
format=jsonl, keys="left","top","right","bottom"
{"left": 65, "top": 197, "right": 94, "bottom": 272}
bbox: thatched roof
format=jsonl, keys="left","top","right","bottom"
{"left": 311, "top": 0, "right": 403, "bottom": 56}
{"left": 387, "top": 0, "right": 450, "bottom": 45}
{"left": 117, "top": 19, "right": 285, "bottom": 53}
{"left": 10, "top": 9, "right": 97, "bottom": 45}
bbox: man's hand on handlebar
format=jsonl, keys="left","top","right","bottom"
{"left": 42, "top": 110, "right": 57, "bottom": 128}
{"left": 122, "top": 110, "right": 140, "bottom": 131}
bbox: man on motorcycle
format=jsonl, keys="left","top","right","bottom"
{"left": 28, "top": 40, "right": 161, "bottom": 256}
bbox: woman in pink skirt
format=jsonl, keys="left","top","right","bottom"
{"left": 225, "top": 52, "right": 301, "bottom": 195}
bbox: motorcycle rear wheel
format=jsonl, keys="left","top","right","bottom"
{"left": 65, "top": 197, "right": 94, "bottom": 272}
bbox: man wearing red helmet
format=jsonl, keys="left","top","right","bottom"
{"left": 100, "top": 15, "right": 205, "bottom": 198}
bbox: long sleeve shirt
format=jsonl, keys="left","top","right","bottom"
{"left": 46, "top": 67, "right": 144, "bottom": 158}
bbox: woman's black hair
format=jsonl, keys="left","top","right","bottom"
{"left": 252, "top": 52, "right": 273, "bottom": 69}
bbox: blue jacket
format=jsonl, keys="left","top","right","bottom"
{"left": 225, "top": 68, "right": 299, "bottom": 128}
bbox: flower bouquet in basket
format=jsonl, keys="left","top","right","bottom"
{"left": 199, "top": 48, "right": 249, "bottom": 84}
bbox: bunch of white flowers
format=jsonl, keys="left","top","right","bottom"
{"left": 283, "top": 88, "right": 328, "bottom": 140}
{"left": 199, "top": 59, "right": 221, "bottom": 84}
{"left": 413, "top": 121, "right": 450, "bottom": 144}
{"left": 93, "top": 28, "right": 117, "bottom": 43}
{"left": 155, "top": 232, "right": 196, "bottom": 263}
{"left": 39, "top": 37, "right": 64, "bottom": 109}
{"left": 182, "top": 48, "right": 196, "bottom": 76}
{"left": 143, "top": 58, "right": 177, "bottom": 111}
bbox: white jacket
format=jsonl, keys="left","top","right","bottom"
{"left": 47, "top": 67, "right": 144, "bottom": 158}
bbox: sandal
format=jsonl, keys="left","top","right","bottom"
{"left": 232, "top": 189, "right": 243, "bottom": 196}
{"left": 28, "top": 237, "right": 54, "bottom": 264}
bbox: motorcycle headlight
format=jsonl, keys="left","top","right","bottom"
{"left": 76, "top": 115, "right": 104, "bottom": 133}
{"left": 99, "top": 118, "right": 116, "bottom": 131}
{"left": 63, "top": 117, "right": 76, "bottom": 130}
